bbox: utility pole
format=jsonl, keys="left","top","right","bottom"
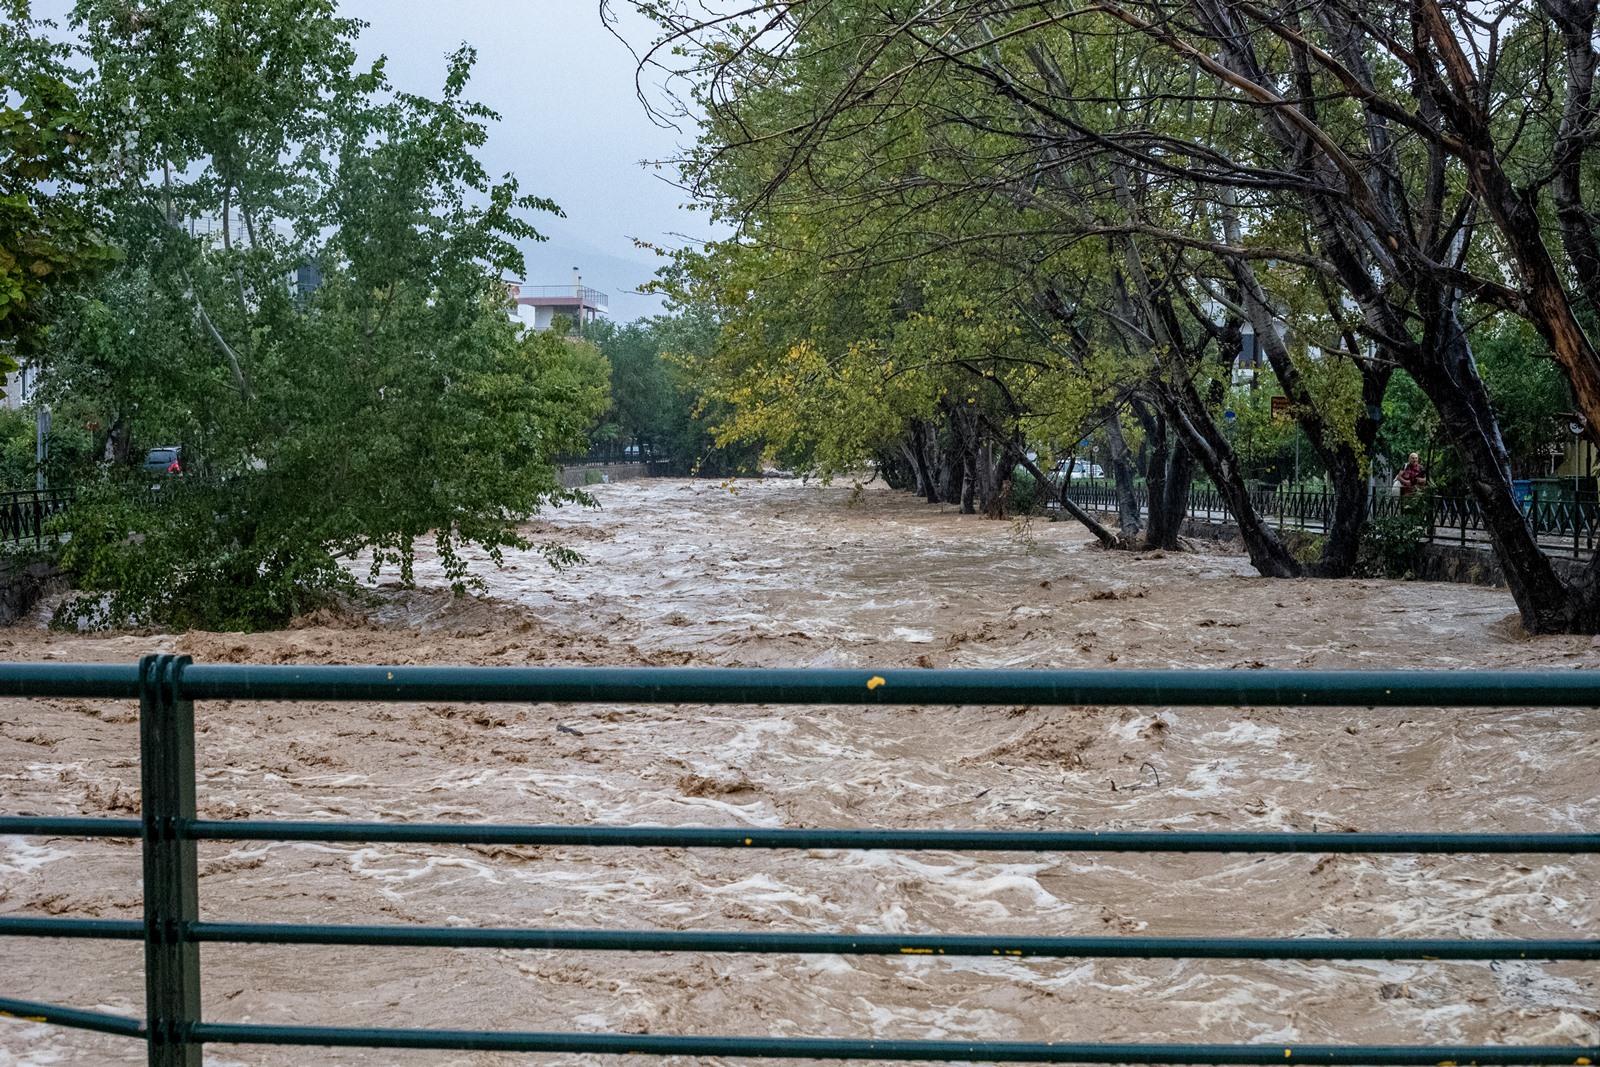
{"left": 35, "top": 405, "right": 50, "bottom": 491}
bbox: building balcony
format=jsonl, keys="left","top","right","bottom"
{"left": 509, "top": 284, "right": 608, "bottom": 310}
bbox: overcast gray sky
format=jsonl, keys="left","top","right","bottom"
{"left": 340, "top": 1, "right": 706, "bottom": 321}
{"left": 33, "top": 0, "right": 709, "bottom": 322}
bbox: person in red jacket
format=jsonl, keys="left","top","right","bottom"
{"left": 1398, "top": 453, "right": 1428, "bottom": 497}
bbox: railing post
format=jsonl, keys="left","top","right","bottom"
{"left": 139, "top": 654, "right": 201, "bottom": 1067}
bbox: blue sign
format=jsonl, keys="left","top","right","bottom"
{"left": 1223, "top": 410, "right": 1237, "bottom": 421}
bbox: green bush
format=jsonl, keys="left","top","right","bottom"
{"left": 1010, "top": 466, "right": 1042, "bottom": 515}
{"left": 1355, "top": 499, "right": 1429, "bottom": 579}
{"left": 53, "top": 477, "right": 353, "bottom": 631}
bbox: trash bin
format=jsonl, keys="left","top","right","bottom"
{"left": 1532, "top": 477, "right": 1577, "bottom": 504}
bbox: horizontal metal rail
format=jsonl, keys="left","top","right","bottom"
{"left": 0, "top": 662, "right": 141, "bottom": 698}
{"left": 175, "top": 664, "right": 1600, "bottom": 706}
{"left": 1059, "top": 482, "right": 1600, "bottom": 561}
{"left": 180, "top": 1025, "right": 1600, "bottom": 1063}
{"left": 0, "top": 815, "right": 141, "bottom": 836}
{"left": 0, "top": 995, "right": 145, "bottom": 1040}
{"left": 184, "top": 924, "right": 1600, "bottom": 960}
{"left": 10, "top": 915, "right": 1592, "bottom": 962}
{"left": 3, "top": 658, "right": 1599, "bottom": 1066}
{"left": 3, "top": 663, "right": 1599, "bottom": 707}
{"left": 8, "top": 917, "right": 1594, "bottom": 961}
{"left": 5, "top": 814, "right": 1597, "bottom": 853}
{"left": 0, "top": 917, "right": 143, "bottom": 940}
{"left": 180, "top": 819, "right": 1600, "bottom": 853}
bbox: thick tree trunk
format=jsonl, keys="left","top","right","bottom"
{"left": 975, "top": 442, "right": 1003, "bottom": 516}
{"left": 1308, "top": 454, "right": 1369, "bottom": 578}
{"left": 1145, "top": 439, "right": 1194, "bottom": 551}
{"left": 106, "top": 416, "right": 133, "bottom": 465}
{"left": 1305, "top": 359, "right": 1391, "bottom": 578}
{"left": 1403, "top": 297, "right": 1600, "bottom": 631}
{"left": 935, "top": 418, "right": 964, "bottom": 505}
{"left": 1132, "top": 398, "right": 1191, "bottom": 551}
{"left": 909, "top": 421, "right": 939, "bottom": 504}
{"left": 960, "top": 448, "right": 978, "bottom": 514}
{"left": 1219, "top": 194, "right": 1381, "bottom": 578}
{"left": 1104, "top": 414, "right": 1144, "bottom": 540}
{"left": 1150, "top": 363, "right": 1303, "bottom": 576}
{"left": 900, "top": 442, "right": 925, "bottom": 499}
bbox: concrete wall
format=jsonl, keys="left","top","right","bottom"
{"left": 558, "top": 462, "right": 651, "bottom": 489}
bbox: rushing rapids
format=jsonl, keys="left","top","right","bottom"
{"left": 1, "top": 477, "right": 1596, "bottom": 1065}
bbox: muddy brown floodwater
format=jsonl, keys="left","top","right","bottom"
{"left": 2, "top": 477, "right": 1598, "bottom": 1066}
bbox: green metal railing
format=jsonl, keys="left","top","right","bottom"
{"left": 1055, "top": 481, "right": 1600, "bottom": 559}
{"left": 2, "top": 657, "right": 1599, "bottom": 1065}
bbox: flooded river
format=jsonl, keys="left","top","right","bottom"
{"left": 1, "top": 477, "right": 1597, "bottom": 1064}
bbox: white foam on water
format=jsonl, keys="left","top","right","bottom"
{"left": 0, "top": 837, "right": 74, "bottom": 877}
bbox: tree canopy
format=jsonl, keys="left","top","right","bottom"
{"left": 0, "top": 1, "right": 115, "bottom": 364}
{"left": 29, "top": 0, "right": 611, "bottom": 629}
{"left": 634, "top": 0, "right": 1600, "bottom": 632}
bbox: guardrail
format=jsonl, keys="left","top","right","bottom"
{"left": 512, "top": 284, "right": 610, "bottom": 307}
{"left": 0, "top": 487, "right": 71, "bottom": 546}
{"left": 1051, "top": 481, "right": 1600, "bottom": 559}
{"left": 2, "top": 659, "right": 1599, "bottom": 1064}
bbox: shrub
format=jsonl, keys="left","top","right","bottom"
{"left": 1355, "top": 499, "right": 1429, "bottom": 579}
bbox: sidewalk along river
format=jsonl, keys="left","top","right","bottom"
{"left": 0, "top": 477, "right": 1596, "bottom": 1065}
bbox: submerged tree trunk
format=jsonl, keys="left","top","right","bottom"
{"left": 975, "top": 441, "right": 1003, "bottom": 516}
{"left": 935, "top": 414, "right": 964, "bottom": 506}
{"left": 1146, "top": 440, "right": 1194, "bottom": 551}
{"left": 909, "top": 421, "right": 939, "bottom": 504}
{"left": 1158, "top": 369, "right": 1302, "bottom": 577}
{"left": 1218, "top": 203, "right": 1387, "bottom": 578}
{"left": 1130, "top": 398, "right": 1190, "bottom": 551}
{"left": 960, "top": 448, "right": 978, "bottom": 514}
{"left": 1104, "top": 414, "right": 1144, "bottom": 541}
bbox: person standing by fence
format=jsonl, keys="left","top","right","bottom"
{"left": 1399, "top": 453, "right": 1428, "bottom": 497}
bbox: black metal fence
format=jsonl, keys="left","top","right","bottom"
{"left": 1053, "top": 481, "right": 1600, "bottom": 559}
{"left": 2, "top": 660, "right": 1599, "bottom": 1063}
{"left": 0, "top": 488, "right": 72, "bottom": 546}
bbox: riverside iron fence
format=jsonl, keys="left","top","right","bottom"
{"left": 2, "top": 658, "right": 1600, "bottom": 1064}
{"left": 1056, "top": 481, "right": 1600, "bottom": 559}
{"left": 0, "top": 488, "right": 72, "bottom": 546}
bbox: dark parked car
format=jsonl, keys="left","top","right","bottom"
{"left": 142, "top": 447, "right": 183, "bottom": 475}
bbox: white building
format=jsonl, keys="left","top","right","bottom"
{"left": 507, "top": 268, "right": 608, "bottom": 331}
{"left": 3, "top": 364, "right": 36, "bottom": 410}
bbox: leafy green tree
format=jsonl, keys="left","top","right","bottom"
{"left": 42, "top": 4, "right": 608, "bottom": 630}
{"left": 0, "top": 1, "right": 114, "bottom": 368}
{"left": 583, "top": 317, "right": 674, "bottom": 452}
{"left": 635, "top": 0, "right": 1600, "bottom": 628}
{"left": 1476, "top": 322, "right": 1573, "bottom": 479}
{"left": 582, "top": 301, "right": 762, "bottom": 476}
